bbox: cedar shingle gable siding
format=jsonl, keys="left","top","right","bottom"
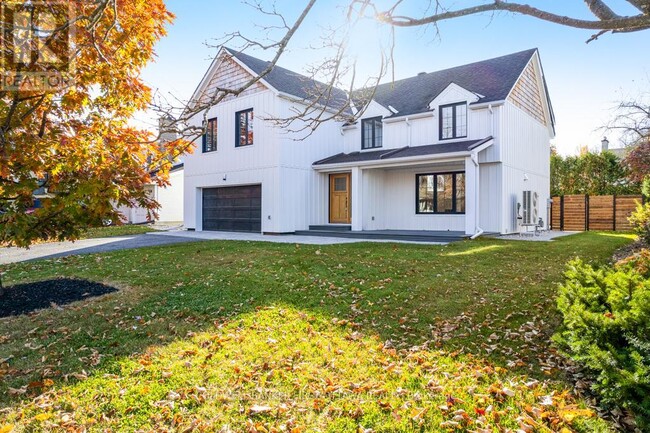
{"left": 199, "top": 56, "right": 267, "bottom": 105}
{"left": 508, "top": 61, "right": 546, "bottom": 126}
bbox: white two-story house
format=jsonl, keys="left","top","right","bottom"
{"left": 183, "top": 47, "right": 554, "bottom": 237}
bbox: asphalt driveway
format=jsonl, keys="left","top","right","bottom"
{"left": 0, "top": 234, "right": 200, "bottom": 265}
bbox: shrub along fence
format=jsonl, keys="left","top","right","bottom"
{"left": 551, "top": 194, "right": 643, "bottom": 231}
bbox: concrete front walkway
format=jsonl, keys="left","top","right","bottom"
{"left": 148, "top": 230, "right": 369, "bottom": 245}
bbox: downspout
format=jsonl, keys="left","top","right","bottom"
{"left": 470, "top": 105, "right": 494, "bottom": 239}
{"left": 405, "top": 117, "right": 412, "bottom": 147}
{"left": 470, "top": 145, "right": 484, "bottom": 240}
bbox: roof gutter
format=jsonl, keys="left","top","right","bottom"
{"left": 382, "top": 111, "right": 435, "bottom": 124}
{"left": 469, "top": 100, "right": 505, "bottom": 110}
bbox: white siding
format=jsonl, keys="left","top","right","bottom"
{"left": 369, "top": 163, "right": 466, "bottom": 232}
{"left": 498, "top": 101, "right": 551, "bottom": 233}
{"left": 156, "top": 169, "right": 184, "bottom": 222}
{"left": 184, "top": 89, "right": 282, "bottom": 231}
{"left": 478, "top": 162, "right": 502, "bottom": 233}
{"left": 183, "top": 52, "right": 552, "bottom": 235}
{"left": 275, "top": 98, "right": 346, "bottom": 231}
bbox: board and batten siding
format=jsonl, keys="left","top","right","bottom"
{"left": 497, "top": 101, "right": 551, "bottom": 233}
{"left": 183, "top": 89, "right": 283, "bottom": 232}
{"left": 276, "top": 98, "right": 346, "bottom": 231}
{"left": 478, "top": 162, "right": 502, "bottom": 233}
{"left": 368, "top": 164, "right": 466, "bottom": 232}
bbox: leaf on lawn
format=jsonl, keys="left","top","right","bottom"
{"left": 34, "top": 413, "right": 52, "bottom": 422}
{"left": 249, "top": 404, "right": 273, "bottom": 415}
{"left": 0, "top": 425, "right": 15, "bottom": 433}
{"left": 559, "top": 407, "right": 595, "bottom": 422}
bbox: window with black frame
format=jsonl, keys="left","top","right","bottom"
{"left": 439, "top": 102, "right": 467, "bottom": 140}
{"left": 236, "top": 109, "right": 254, "bottom": 147}
{"left": 203, "top": 118, "right": 218, "bottom": 153}
{"left": 361, "top": 117, "right": 382, "bottom": 149}
{"left": 416, "top": 172, "right": 465, "bottom": 214}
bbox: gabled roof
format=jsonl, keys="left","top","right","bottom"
{"left": 313, "top": 137, "right": 492, "bottom": 166}
{"left": 226, "top": 48, "right": 349, "bottom": 112}
{"left": 369, "top": 49, "right": 539, "bottom": 118}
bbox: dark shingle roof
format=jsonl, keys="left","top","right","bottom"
{"left": 226, "top": 48, "right": 546, "bottom": 123}
{"left": 314, "top": 137, "right": 492, "bottom": 166}
{"left": 368, "top": 49, "right": 538, "bottom": 117}
{"left": 226, "top": 48, "right": 349, "bottom": 112}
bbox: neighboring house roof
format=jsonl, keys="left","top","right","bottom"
{"left": 313, "top": 137, "right": 492, "bottom": 166}
{"left": 368, "top": 49, "right": 538, "bottom": 118}
{"left": 226, "top": 48, "right": 350, "bottom": 112}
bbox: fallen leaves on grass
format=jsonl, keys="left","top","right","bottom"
{"left": 1, "top": 307, "right": 606, "bottom": 432}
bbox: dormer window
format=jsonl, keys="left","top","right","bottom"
{"left": 361, "top": 117, "right": 383, "bottom": 149}
{"left": 439, "top": 102, "right": 467, "bottom": 140}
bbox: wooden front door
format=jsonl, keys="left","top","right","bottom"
{"left": 329, "top": 173, "right": 351, "bottom": 224}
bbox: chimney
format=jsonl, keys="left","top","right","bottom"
{"left": 158, "top": 115, "right": 178, "bottom": 148}
{"left": 601, "top": 136, "right": 609, "bottom": 153}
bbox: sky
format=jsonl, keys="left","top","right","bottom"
{"left": 140, "top": 0, "right": 650, "bottom": 156}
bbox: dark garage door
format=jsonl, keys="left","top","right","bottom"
{"left": 202, "top": 185, "right": 262, "bottom": 232}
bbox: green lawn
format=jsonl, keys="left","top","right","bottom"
{"left": 80, "top": 224, "right": 156, "bottom": 239}
{"left": 0, "top": 232, "right": 633, "bottom": 432}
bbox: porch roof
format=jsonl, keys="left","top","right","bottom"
{"left": 313, "top": 137, "right": 492, "bottom": 169}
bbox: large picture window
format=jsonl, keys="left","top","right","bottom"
{"left": 439, "top": 102, "right": 467, "bottom": 140}
{"left": 361, "top": 117, "right": 383, "bottom": 149}
{"left": 236, "top": 109, "right": 254, "bottom": 147}
{"left": 416, "top": 172, "right": 465, "bottom": 214}
{"left": 203, "top": 118, "right": 218, "bottom": 153}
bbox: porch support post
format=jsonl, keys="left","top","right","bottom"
{"left": 351, "top": 167, "right": 363, "bottom": 231}
{"left": 464, "top": 156, "right": 479, "bottom": 236}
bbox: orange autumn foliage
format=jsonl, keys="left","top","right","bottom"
{"left": 0, "top": 0, "right": 188, "bottom": 247}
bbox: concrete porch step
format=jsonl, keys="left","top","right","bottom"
{"left": 308, "top": 225, "right": 352, "bottom": 232}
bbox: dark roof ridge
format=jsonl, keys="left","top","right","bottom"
{"left": 372, "top": 48, "right": 537, "bottom": 90}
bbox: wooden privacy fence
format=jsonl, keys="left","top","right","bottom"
{"left": 551, "top": 194, "right": 643, "bottom": 232}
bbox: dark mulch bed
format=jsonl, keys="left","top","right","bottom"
{"left": 0, "top": 278, "right": 118, "bottom": 318}
{"left": 612, "top": 238, "right": 647, "bottom": 263}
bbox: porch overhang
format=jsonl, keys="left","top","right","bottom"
{"left": 312, "top": 137, "right": 493, "bottom": 171}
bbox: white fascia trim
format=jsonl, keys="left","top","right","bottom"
{"left": 186, "top": 47, "right": 278, "bottom": 114}
{"left": 469, "top": 100, "right": 505, "bottom": 110}
{"left": 312, "top": 138, "right": 494, "bottom": 172}
{"left": 227, "top": 53, "right": 279, "bottom": 95}
{"left": 382, "top": 111, "right": 435, "bottom": 124}
{"left": 469, "top": 138, "right": 494, "bottom": 154}
{"left": 313, "top": 152, "right": 470, "bottom": 171}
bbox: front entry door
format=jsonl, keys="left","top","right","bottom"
{"left": 329, "top": 173, "right": 351, "bottom": 224}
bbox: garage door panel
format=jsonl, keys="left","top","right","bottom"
{"left": 202, "top": 185, "right": 262, "bottom": 232}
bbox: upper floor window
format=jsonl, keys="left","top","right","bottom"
{"left": 203, "top": 118, "right": 218, "bottom": 153}
{"left": 439, "top": 102, "right": 467, "bottom": 140}
{"left": 236, "top": 109, "right": 254, "bottom": 147}
{"left": 361, "top": 117, "right": 383, "bottom": 149}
